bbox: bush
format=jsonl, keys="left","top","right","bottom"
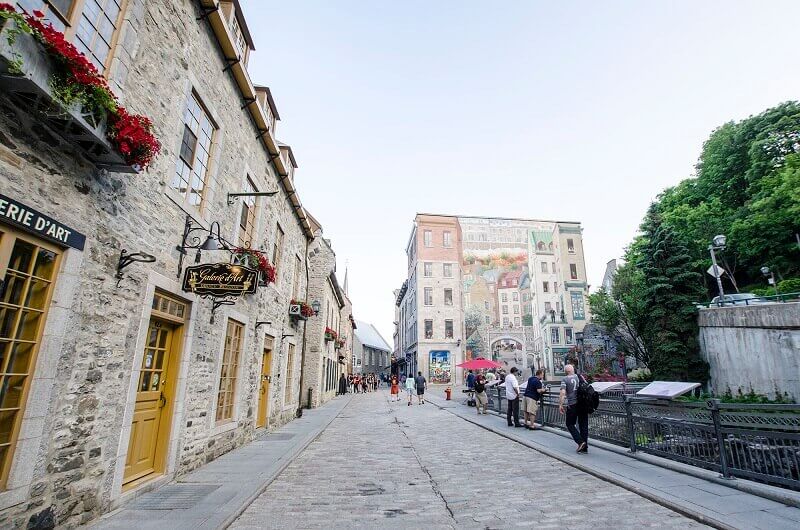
{"left": 777, "top": 277, "right": 800, "bottom": 294}
{"left": 627, "top": 367, "right": 652, "bottom": 382}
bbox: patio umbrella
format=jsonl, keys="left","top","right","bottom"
{"left": 456, "top": 357, "right": 502, "bottom": 370}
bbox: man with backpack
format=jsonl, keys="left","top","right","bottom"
{"left": 559, "top": 364, "right": 596, "bottom": 453}
{"left": 473, "top": 373, "right": 488, "bottom": 415}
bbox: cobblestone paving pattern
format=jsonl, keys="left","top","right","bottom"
{"left": 231, "top": 391, "right": 708, "bottom": 529}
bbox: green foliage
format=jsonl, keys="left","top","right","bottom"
{"left": 675, "top": 388, "right": 792, "bottom": 404}
{"left": 627, "top": 367, "right": 652, "bottom": 382}
{"left": 521, "top": 314, "right": 533, "bottom": 326}
{"left": 777, "top": 277, "right": 800, "bottom": 293}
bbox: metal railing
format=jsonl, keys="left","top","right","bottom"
{"left": 487, "top": 386, "right": 800, "bottom": 490}
{"left": 694, "top": 291, "right": 800, "bottom": 308}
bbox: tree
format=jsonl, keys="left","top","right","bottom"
{"left": 636, "top": 206, "right": 709, "bottom": 382}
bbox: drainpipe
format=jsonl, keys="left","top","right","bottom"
{"left": 295, "top": 236, "right": 312, "bottom": 418}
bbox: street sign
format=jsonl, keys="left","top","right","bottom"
{"left": 706, "top": 265, "right": 726, "bottom": 278}
{"left": 182, "top": 263, "right": 258, "bottom": 297}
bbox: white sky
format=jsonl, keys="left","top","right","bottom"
{"left": 241, "top": 0, "right": 800, "bottom": 341}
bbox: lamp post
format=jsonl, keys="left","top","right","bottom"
{"left": 760, "top": 266, "right": 780, "bottom": 299}
{"left": 575, "top": 332, "right": 585, "bottom": 374}
{"left": 311, "top": 300, "right": 321, "bottom": 316}
{"left": 708, "top": 234, "right": 727, "bottom": 306}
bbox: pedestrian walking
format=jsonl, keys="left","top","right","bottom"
{"left": 414, "top": 371, "right": 427, "bottom": 404}
{"left": 337, "top": 373, "right": 347, "bottom": 396}
{"left": 466, "top": 369, "right": 475, "bottom": 390}
{"left": 523, "top": 369, "right": 545, "bottom": 429}
{"left": 390, "top": 374, "right": 399, "bottom": 401}
{"left": 474, "top": 373, "right": 488, "bottom": 415}
{"left": 559, "top": 364, "right": 589, "bottom": 453}
{"left": 361, "top": 376, "right": 368, "bottom": 394}
{"left": 404, "top": 372, "right": 415, "bottom": 406}
{"left": 505, "top": 367, "right": 521, "bottom": 427}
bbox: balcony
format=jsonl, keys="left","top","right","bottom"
{"left": 0, "top": 19, "right": 137, "bottom": 173}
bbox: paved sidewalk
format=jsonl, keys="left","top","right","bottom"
{"left": 427, "top": 391, "right": 800, "bottom": 530}
{"left": 92, "top": 395, "right": 351, "bottom": 530}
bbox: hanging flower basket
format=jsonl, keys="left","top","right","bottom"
{"left": 324, "top": 327, "right": 338, "bottom": 342}
{"left": 0, "top": 6, "right": 160, "bottom": 172}
{"left": 335, "top": 337, "right": 346, "bottom": 349}
{"left": 232, "top": 247, "right": 276, "bottom": 286}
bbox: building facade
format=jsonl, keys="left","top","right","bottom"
{"left": 0, "top": 1, "right": 351, "bottom": 527}
{"left": 353, "top": 321, "right": 392, "bottom": 376}
{"left": 397, "top": 214, "right": 591, "bottom": 385}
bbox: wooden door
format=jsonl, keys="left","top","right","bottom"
{"left": 256, "top": 337, "right": 273, "bottom": 428}
{"left": 124, "top": 319, "right": 174, "bottom": 485}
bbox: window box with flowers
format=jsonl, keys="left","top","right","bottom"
{"left": 0, "top": 6, "right": 160, "bottom": 173}
{"left": 231, "top": 247, "right": 276, "bottom": 286}
{"left": 289, "top": 299, "right": 314, "bottom": 321}
{"left": 334, "top": 337, "right": 346, "bottom": 350}
{"left": 324, "top": 327, "right": 338, "bottom": 342}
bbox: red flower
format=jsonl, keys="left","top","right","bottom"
{"left": 32, "top": 10, "right": 44, "bottom": 18}
{"left": 0, "top": 4, "right": 17, "bottom": 12}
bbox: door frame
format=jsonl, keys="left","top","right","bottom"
{"left": 112, "top": 271, "right": 198, "bottom": 502}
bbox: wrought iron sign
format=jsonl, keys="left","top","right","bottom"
{"left": 182, "top": 263, "right": 258, "bottom": 297}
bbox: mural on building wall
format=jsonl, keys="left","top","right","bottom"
{"left": 429, "top": 350, "right": 451, "bottom": 383}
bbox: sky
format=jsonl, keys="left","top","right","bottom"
{"left": 241, "top": 0, "right": 800, "bottom": 341}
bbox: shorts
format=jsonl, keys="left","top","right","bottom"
{"left": 475, "top": 391, "right": 488, "bottom": 405}
{"left": 523, "top": 396, "right": 540, "bottom": 415}
{"left": 417, "top": 389, "right": 425, "bottom": 396}
{"left": 406, "top": 388, "right": 414, "bottom": 396}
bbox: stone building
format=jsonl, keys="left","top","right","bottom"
{"left": 0, "top": 0, "right": 347, "bottom": 527}
{"left": 353, "top": 321, "right": 392, "bottom": 376}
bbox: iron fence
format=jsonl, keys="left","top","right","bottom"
{"left": 487, "top": 385, "right": 800, "bottom": 490}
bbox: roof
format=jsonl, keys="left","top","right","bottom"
{"left": 354, "top": 321, "right": 391, "bottom": 352}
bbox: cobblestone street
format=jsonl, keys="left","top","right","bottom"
{"left": 231, "top": 391, "right": 706, "bottom": 529}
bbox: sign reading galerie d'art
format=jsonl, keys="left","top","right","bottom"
{"left": 181, "top": 263, "right": 258, "bottom": 298}
{"left": 0, "top": 194, "right": 86, "bottom": 250}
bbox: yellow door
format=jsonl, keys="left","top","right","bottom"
{"left": 256, "top": 338, "right": 273, "bottom": 428}
{"left": 123, "top": 320, "right": 174, "bottom": 486}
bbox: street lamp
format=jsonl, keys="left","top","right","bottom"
{"left": 708, "top": 234, "right": 727, "bottom": 306}
{"left": 760, "top": 266, "right": 780, "bottom": 298}
{"left": 311, "top": 300, "right": 321, "bottom": 316}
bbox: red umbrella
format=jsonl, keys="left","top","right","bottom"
{"left": 456, "top": 357, "right": 501, "bottom": 370}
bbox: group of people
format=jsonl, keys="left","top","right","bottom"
{"left": 338, "top": 373, "right": 382, "bottom": 395}
{"left": 389, "top": 372, "right": 427, "bottom": 406}
{"left": 466, "top": 364, "right": 590, "bottom": 454}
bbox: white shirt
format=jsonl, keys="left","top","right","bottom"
{"left": 505, "top": 374, "right": 520, "bottom": 400}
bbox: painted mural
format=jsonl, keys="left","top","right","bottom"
{"left": 429, "top": 351, "right": 451, "bottom": 384}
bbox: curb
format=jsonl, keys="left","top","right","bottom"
{"left": 218, "top": 395, "right": 352, "bottom": 529}
{"left": 429, "top": 397, "right": 737, "bottom": 530}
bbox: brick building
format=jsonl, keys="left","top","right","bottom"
{"left": 0, "top": 0, "right": 350, "bottom": 526}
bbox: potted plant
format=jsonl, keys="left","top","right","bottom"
{"left": 324, "top": 327, "right": 338, "bottom": 342}
{"left": 232, "top": 247, "right": 276, "bottom": 286}
{"left": 289, "top": 299, "right": 314, "bottom": 320}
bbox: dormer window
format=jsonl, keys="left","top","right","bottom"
{"left": 229, "top": 11, "right": 247, "bottom": 57}
{"left": 220, "top": 1, "right": 254, "bottom": 67}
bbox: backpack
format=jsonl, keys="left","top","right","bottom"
{"left": 576, "top": 375, "right": 600, "bottom": 414}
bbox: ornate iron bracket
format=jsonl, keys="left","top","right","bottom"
{"left": 209, "top": 296, "right": 237, "bottom": 324}
{"left": 116, "top": 249, "right": 156, "bottom": 287}
{"left": 226, "top": 191, "right": 278, "bottom": 206}
{"left": 176, "top": 214, "right": 231, "bottom": 278}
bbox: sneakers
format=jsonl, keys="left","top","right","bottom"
{"left": 577, "top": 442, "right": 588, "bottom": 453}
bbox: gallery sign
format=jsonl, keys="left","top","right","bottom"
{"left": 0, "top": 194, "right": 86, "bottom": 250}
{"left": 182, "top": 263, "right": 258, "bottom": 297}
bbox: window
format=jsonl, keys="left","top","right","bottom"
{"left": 443, "top": 263, "right": 452, "bottom": 278}
{"left": 173, "top": 93, "right": 215, "bottom": 209}
{"left": 229, "top": 10, "right": 248, "bottom": 56}
{"left": 552, "top": 262, "right": 556, "bottom": 273}
{"left": 217, "top": 319, "right": 244, "bottom": 423}
{"left": 484, "top": 300, "right": 489, "bottom": 309}
{"left": 444, "top": 289, "right": 453, "bottom": 306}
{"left": 513, "top": 305, "right": 519, "bottom": 314}
{"left": 567, "top": 239, "right": 575, "bottom": 253}
{"left": 423, "top": 230, "right": 432, "bottom": 247}
{"left": 272, "top": 224, "right": 284, "bottom": 284}
{"left": 570, "top": 264, "right": 578, "bottom": 280}
{"left": 424, "top": 262, "right": 432, "bottom": 277}
{"left": 15, "top": 0, "right": 74, "bottom": 31}
{"left": 512, "top": 292, "right": 519, "bottom": 302}
{"left": 284, "top": 343, "right": 295, "bottom": 403}
{"left": 545, "top": 301, "right": 552, "bottom": 312}
{"left": 424, "top": 320, "right": 433, "bottom": 339}
{"left": 424, "top": 287, "right": 433, "bottom": 306}
{"left": 541, "top": 262, "right": 548, "bottom": 273}
{"left": 554, "top": 282, "right": 558, "bottom": 293}
{"left": 291, "top": 255, "right": 302, "bottom": 299}
{"left": 445, "top": 320, "right": 453, "bottom": 339}
{"left": 565, "top": 328, "right": 574, "bottom": 344}
{"left": 238, "top": 177, "right": 257, "bottom": 246}
{"left": 485, "top": 316, "right": 490, "bottom": 324}
{"left": 514, "top": 317, "right": 520, "bottom": 327}
{"left": 0, "top": 229, "right": 61, "bottom": 486}
{"left": 73, "top": 0, "right": 124, "bottom": 71}
{"left": 502, "top": 305, "right": 508, "bottom": 315}
{"left": 551, "top": 327, "right": 560, "bottom": 344}
{"left": 543, "top": 281, "right": 549, "bottom": 293}
{"left": 503, "top": 317, "right": 509, "bottom": 327}
{"left": 501, "top": 293, "right": 507, "bottom": 302}
{"left": 443, "top": 231, "right": 452, "bottom": 248}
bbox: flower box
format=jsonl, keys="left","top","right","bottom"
{"left": 0, "top": 9, "right": 159, "bottom": 172}
{"left": 289, "top": 299, "right": 314, "bottom": 320}
{"left": 324, "top": 327, "right": 338, "bottom": 342}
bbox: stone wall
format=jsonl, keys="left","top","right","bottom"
{"left": 0, "top": 0, "right": 320, "bottom": 527}
{"left": 698, "top": 304, "right": 800, "bottom": 401}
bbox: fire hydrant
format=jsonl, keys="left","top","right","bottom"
{"left": 445, "top": 387, "right": 452, "bottom": 400}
